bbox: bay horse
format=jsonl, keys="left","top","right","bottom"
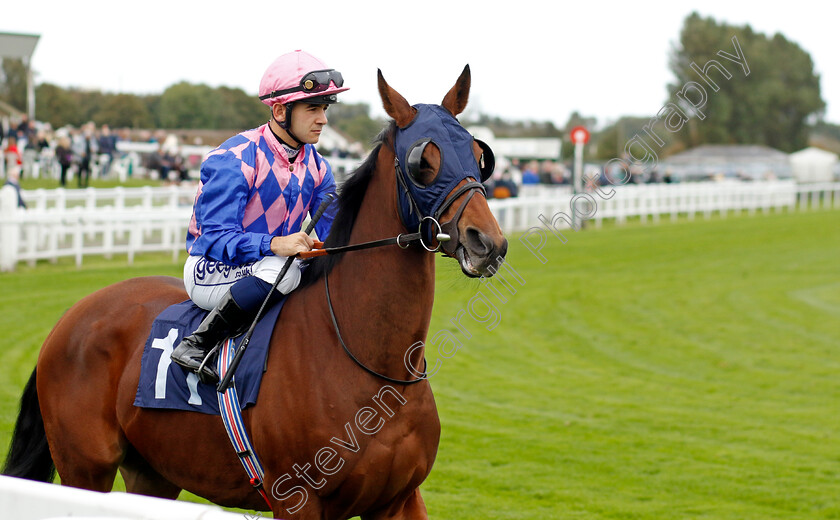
{"left": 3, "top": 66, "right": 507, "bottom": 519}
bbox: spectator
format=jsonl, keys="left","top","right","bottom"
{"left": 15, "top": 116, "right": 31, "bottom": 149}
{"left": 492, "top": 168, "right": 519, "bottom": 199}
{"left": 73, "top": 123, "right": 98, "bottom": 188}
{"left": 55, "top": 135, "right": 73, "bottom": 187}
{"left": 4, "top": 135, "right": 23, "bottom": 173}
{"left": 33, "top": 129, "right": 50, "bottom": 152}
{"left": 173, "top": 153, "right": 189, "bottom": 183}
{"left": 97, "top": 124, "right": 118, "bottom": 178}
{"left": 508, "top": 157, "right": 522, "bottom": 184}
{"left": 538, "top": 160, "right": 555, "bottom": 184}
{"left": 521, "top": 160, "right": 539, "bottom": 185}
{"left": 3, "top": 167, "right": 27, "bottom": 208}
{"left": 160, "top": 146, "right": 176, "bottom": 180}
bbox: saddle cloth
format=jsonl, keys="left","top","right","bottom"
{"left": 133, "top": 298, "right": 285, "bottom": 415}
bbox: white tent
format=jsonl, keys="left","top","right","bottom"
{"left": 789, "top": 147, "right": 838, "bottom": 183}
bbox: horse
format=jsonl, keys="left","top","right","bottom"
{"left": 3, "top": 65, "right": 507, "bottom": 519}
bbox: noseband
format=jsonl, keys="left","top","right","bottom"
{"left": 394, "top": 157, "right": 486, "bottom": 254}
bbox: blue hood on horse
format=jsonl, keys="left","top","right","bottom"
{"left": 393, "top": 104, "right": 493, "bottom": 242}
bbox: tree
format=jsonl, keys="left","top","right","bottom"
{"left": 157, "top": 82, "right": 221, "bottom": 129}
{"left": 472, "top": 113, "right": 563, "bottom": 139}
{"left": 0, "top": 58, "right": 28, "bottom": 111}
{"left": 35, "top": 83, "right": 83, "bottom": 128}
{"left": 594, "top": 116, "right": 682, "bottom": 160}
{"left": 216, "top": 86, "right": 266, "bottom": 130}
{"left": 669, "top": 13, "right": 824, "bottom": 152}
{"left": 69, "top": 89, "right": 106, "bottom": 124}
{"left": 94, "top": 94, "right": 153, "bottom": 128}
{"left": 327, "top": 102, "right": 383, "bottom": 144}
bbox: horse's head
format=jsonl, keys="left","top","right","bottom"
{"left": 378, "top": 65, "right": 508, "bottom": 278}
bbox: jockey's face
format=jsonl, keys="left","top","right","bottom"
{"left": 289, "top": 103, "right": 329, "bottom": 145}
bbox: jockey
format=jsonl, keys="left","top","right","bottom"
{"left": 171, "top": 50, "right": 347, "bottom": 384}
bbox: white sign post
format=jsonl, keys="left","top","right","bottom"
{"left": 569, "top": 126, "right": 590, "bottom": 195}
{"left": 569, "top": 126, "right": 591, "bottom": 230}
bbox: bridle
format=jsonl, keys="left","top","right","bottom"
{"left": 312, "top": 107, "right": 493, "bottom": 385}
{"left": 217, "top": 110, "right": 493, "bottom": 391}
{"left": 393, "top": 154, "right": 487, "bottom": 255}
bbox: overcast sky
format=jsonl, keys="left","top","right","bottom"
{"left": 3, "top": 1, "right": 839, "bottom": 129}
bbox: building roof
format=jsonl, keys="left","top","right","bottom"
{"left": 0, "top": 32, "right": 40, "bottom": 61}
{"left": 466, "top": 126, "right": 562, "bottom": 160}
{"left": 0, "top": 99, "right": 24, "bottom": 118}
{"left": 789, "top": 146, "right": 839, "bottom": 162}
{"left": 661, "top": 145, "right": 792, "bottom": 180}
{"left": 664, "top": 145, "right": 789, "bottom": 165}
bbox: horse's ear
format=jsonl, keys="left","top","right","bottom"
{"left": 441, "top": 64, "right": 471, "bottom": 116}
{"left": 378, "top": 69, "right": 416, "bottom": 128}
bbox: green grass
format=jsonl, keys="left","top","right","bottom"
{"left": 1, "top": 209, "right": 839, "bottom": 519}
{"left": 19, "top": 177, "right": 165, "bottom": 190}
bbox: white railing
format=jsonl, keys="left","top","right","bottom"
{"left": 1, "top": 181, "right": 838, "bottom": 272}
{"left": 491, "top": 180, "right": 839, "bottom": 232}
{"left": 21, "top": 185, "right": 199, "bottom": 212}
{"left": 0, "top": 475, "right": 246, "bottom": 520}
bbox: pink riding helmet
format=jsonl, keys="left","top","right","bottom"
{"left": 259, "top": 50, "right": 349, "bottom": 106}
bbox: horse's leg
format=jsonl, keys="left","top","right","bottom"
{"left": 38, "top": 277, "right": 185, "bottom": 493}
{"left": 119, "top": 446, "right": 182, "bottom": 499}
{"left": 361, "top": 488, "right": 428, "bottom": 520}
{"left": 39, "top": 379, "right": 126, "bottom": 491}
{"left": 39, "top": 315, "right": 131, "bottom": 492}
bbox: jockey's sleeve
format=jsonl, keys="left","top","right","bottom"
{"left": 311, "top": 159, "right": 338, "bottom": 242}
{"left": 192, "top": 152, "right": 271, "bottom": 265}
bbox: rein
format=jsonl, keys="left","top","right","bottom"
{"left": 297, "top": 229, "right": 445, "bottom": 259}
{"left": 324, "top": 272, "right": 428, "bottom": 385}
{"left": 295, "top": 129, "right": 486, "bottom": 387}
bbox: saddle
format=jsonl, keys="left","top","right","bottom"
{"left": 133, "top": 298, "right": 286, "bottom": 414}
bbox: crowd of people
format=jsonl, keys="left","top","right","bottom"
{"left": 3, "top": 116, "right": 682, "bottom": 201}
{"left": 0, "top": 116, "right": 195, "bottom": 188}
{"left": 484, "top": 156, "right": 675, "bottom": 199}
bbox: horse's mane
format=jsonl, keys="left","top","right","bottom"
{"left": 299, "top": 121, "right": 397, "bottom": 288}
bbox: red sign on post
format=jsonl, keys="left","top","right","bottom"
{"left": 570, "top": 126, "right": 590, "bottom": 145}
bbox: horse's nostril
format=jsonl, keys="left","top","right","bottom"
{"left": 465, "top": 227, "right": 492, "bottom": 256}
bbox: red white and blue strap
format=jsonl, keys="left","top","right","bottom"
{"left": 217, "top": 338, "right": 272, "bottom": 508}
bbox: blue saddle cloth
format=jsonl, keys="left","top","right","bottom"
{"left": 133, "top": 298, "right": 285, "bottom": 415}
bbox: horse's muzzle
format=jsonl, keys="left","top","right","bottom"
{"left": 457, "top": 227, "right": 508, "bottom": 278}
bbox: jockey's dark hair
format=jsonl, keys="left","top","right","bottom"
{"left": 299, "top": 121, "right": 397, "bottom": 288}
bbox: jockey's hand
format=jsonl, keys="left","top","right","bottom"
{"left": 270, "top": 232, "right": 315, "bottom": 257}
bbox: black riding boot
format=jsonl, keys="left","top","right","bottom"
{"left": 171, "top": 290, "right": 251, "bottom": 384}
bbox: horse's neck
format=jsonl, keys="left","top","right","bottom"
{"left": 330, "top": 152, "right": 435, "bottom": 370}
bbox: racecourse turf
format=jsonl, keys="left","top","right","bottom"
{"left": 1, "top": 208, "right": 838, "bottom": 519}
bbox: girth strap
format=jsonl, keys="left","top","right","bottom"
{"left": 216, "top": 338, "right": 273, "bottom": 509}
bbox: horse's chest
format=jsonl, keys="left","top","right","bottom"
{"left": 299, "top": 385, "right": 440, "bottom": 495}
